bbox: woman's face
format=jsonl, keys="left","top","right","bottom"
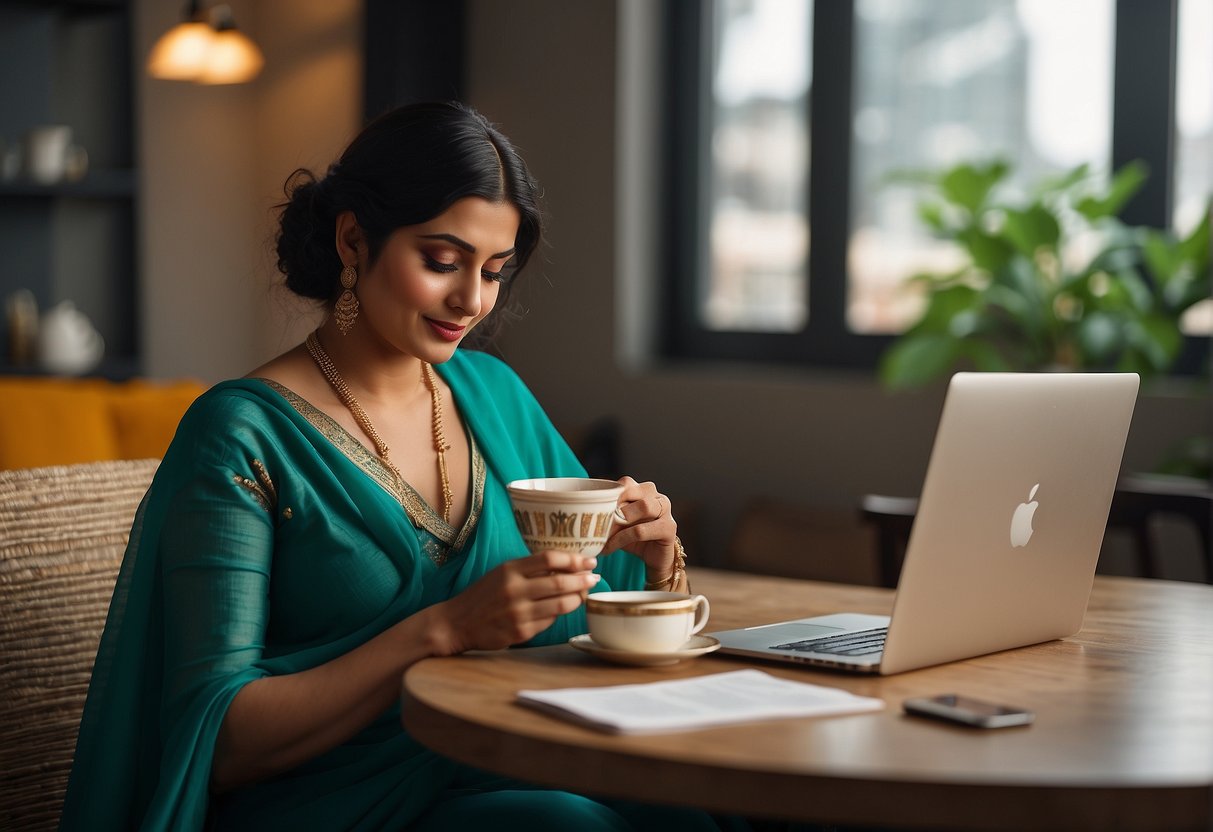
{"left": 353, "top": 196, "right": 521, "bottom": 364}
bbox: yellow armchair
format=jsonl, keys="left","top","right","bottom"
{"left": 0, "top": 377, "right": 206, "bottom": 470}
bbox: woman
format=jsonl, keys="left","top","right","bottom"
{"left": 60, "top": 102, "right": 711, "bottom": 831}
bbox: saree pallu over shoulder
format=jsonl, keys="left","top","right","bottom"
{"left": 61, "top": 350, "right": 646, "bottom": 831}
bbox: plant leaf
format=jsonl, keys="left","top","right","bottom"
{"left": 1075, "top": 160, "right": 1149, "bottom": 220}
{"left": 917, "top": 201, "right": 948, "bottom": 233}
{"left": 1115, "top": 348, "right": 1153, "bottom": 376}
{"left": 984, "top": 284, "right": 1032, "bottom": 321}
{"left": 1178, "top": 201, "right": 1211, "bottom": 260}
{"left": 1076, "top": 311, "right": 1125, "bottom": 364}
{"left": 1174, "top": 272, "right": 1212, "bottom": 311}
{"left": 1001, "top": 258, "right": 1049, "bottom": 315}
{"left": 1032, "top": 162, "right": 1093, "bottom": 197}
{"left": 1125, "top": 314, "right": 1183, "bottom": 370}
{"left": 1084, "top": 238, "right": 1142, "bottom": 276}
{"left": 905, "top": 284, "right": 982, "bottom": 334}
{"left": 879, "top": 334, "right": 961, "bottom": 390}
{"left": 939, "top": 160, "right": 1009, "bottom": 214}
{"left": 959, "top": 340, "right": 1014, "bottom": 372}
{"left": 1002, "top": 204, "right": 1061, "bottom": 256}
{"left": 905, "top": 267, "right": 971, "bottom": 288}
{"left": 1142, "top": 231, "right": 1182, "bottom": 284}
{"left": 957, "top": 228, "right": 1015, "bottom": 272}
{"left": 1113, "top": 268, "right": 1155, "bottom": 312}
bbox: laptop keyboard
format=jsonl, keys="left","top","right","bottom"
{"left": 771, "top": 627, "right": 888, "bottom": 657}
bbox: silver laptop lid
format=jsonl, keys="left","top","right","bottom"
{"left": 879, "top": 372, "right": 1139, "bottom": 675}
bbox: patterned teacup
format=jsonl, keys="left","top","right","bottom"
{"left": 506, "top": 477, "right": 625, "bottom": 555}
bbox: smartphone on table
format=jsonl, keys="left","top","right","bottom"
{"left": 902, "top": 694, "right": 1034, "bottom": 728}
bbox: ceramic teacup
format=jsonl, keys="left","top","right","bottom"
{"left": 507, "top": 477, "right": 625, "bottom": 555}
{"left": 585, "top": 591, "right": 711, "bottom": 653}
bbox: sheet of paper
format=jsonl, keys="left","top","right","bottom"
{"left": 516, "top": 668, "right": 885, "bottom": 734}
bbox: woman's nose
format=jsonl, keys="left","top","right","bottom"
{"left": 448, "top": 272, "right": 482, "bottom": 317}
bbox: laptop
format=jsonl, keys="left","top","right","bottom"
{"left": 710, "top": 372, "right": 1140, "bottom": 675}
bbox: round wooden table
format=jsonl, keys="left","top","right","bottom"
{"left": 402, "top": 569, "right": 1213, "bottom": 830}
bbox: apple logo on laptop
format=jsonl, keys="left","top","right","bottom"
{"left": 1010, "top": 484, "right": 1040, "bottom": 548}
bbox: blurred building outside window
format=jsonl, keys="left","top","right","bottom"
{"left": 1176, "top": 0, "right": 1213, "bottom": 334}
{"left": 705, "top": 0, "right": 811, "bottom": 332}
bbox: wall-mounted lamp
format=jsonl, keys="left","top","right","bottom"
{"left": 147, "top": 1, "right": 264, "bottom": 85}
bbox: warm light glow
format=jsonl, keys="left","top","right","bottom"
{"left": 146, "top": 3, "right": 264, "bottom": 85}
{"left": 147, "top": 21, "right": 215, "bottom": 80}
{"left": 196, "top": 28, "right": 265, "bottom": 85}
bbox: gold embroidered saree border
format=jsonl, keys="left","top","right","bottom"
{"left": 258, "top": 379, "right": 484, "bottom": 554}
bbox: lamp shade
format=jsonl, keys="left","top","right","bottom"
{"left": 196, "top": 27, "right": 264, "bottom": 84}
{"left": 146, "top": 20, "right": 214, "bottom": 80}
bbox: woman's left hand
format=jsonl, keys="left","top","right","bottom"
{"left": 601, "top": 476, "right": 680, "bottom": 584}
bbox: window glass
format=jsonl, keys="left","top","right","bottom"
{"left": 847, "top": 0, "right": 1115, "bottom": 334}
{"left": 1175, "top": 0, "right": 1213, "bottom": 334}
{"left": 704, "top": 0, "right": 812, "bottom": 332}
{"left": 1175, "top": 0, "right": 1213, "bottom": 237}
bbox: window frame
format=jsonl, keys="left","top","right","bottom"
{"left": 662, "top": 0, "right": 1207, "bottom": 374}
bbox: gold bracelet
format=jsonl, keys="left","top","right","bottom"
{"left": 644, "top": 537, "right": 687, "bottom": 591}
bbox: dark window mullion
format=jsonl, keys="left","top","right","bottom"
{"left": 805, "top": 0, "right": 854, "bottom": 350}
{"left": 805, "top": 0, "right": 896, "bottom": 368}
{"left": 663, "top": 0, "right": 707, "bottom": 358}
{"left": 1111, "top": 0, "right": 1178, "bottom": 229}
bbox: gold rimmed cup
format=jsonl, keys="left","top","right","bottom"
{"left": 585, "top": 590, "right": 711, "bottom": 653}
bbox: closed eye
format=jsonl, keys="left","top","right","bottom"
{"left": 422, "top": 254, "right": 458, "bottom": 274}
{"left": 482, "top": 256, "right": 517, "bottom": 283}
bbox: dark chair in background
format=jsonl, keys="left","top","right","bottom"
{"left": 1109, "top": 475, "right": 1213, "bottom": 582}
{"left": 859, "top": 476, "right": 1213, "bottom": 587}
{"left": 858, "top": 494, "right": 918, "bottom": 588}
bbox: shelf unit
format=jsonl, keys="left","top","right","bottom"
{"left": 0, "top": 0, "right": 138, "bottom": 379}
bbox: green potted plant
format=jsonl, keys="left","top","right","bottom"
{"left": 878, "top": 159, "right": 1211, "bottom": 390}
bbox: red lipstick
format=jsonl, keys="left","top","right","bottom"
{"left": 426, "top": 318, "right": 466, "bottom": 342}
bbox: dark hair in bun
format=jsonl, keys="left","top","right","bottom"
{"left": 275, "top": 101, "right": 543, "bottom": 318}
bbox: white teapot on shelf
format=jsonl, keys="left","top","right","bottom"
{"left": 37, "top": 300, "right": 105, "bottom": 375}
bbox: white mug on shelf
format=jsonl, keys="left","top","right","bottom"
{"left": 37, "top": 301, "right": 104, "bottom": 375}
{"left": 24, "top": 125, "right": 87, "bottom": 185}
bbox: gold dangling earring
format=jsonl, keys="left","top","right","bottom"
{"left": 334, "top": 264, "right": 359, "bottom": 334}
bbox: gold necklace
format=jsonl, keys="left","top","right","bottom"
{"left": 305, "top": 331, "right": 453, "bottom": 523}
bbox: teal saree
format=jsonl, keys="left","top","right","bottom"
{"left": 59, "top": 350, "right": 649, "bottom": 831}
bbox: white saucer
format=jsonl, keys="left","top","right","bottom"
{"left": 569, "top": 634, "right": 721, "bottom": 666}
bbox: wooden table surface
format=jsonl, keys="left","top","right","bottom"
{"left": 402, "top": 568, "right": 1213, "bottom": 830}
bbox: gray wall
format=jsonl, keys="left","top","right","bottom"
{"left": 137, "top": 0, "right": 361, "bottom": 380}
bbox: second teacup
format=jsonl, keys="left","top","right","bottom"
{"left": 585, "top": 591, "right": 711, "bottom": 653}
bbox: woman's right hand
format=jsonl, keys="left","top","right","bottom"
{"left": 428, "top": 550, "right": 600, "bottom": 655}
